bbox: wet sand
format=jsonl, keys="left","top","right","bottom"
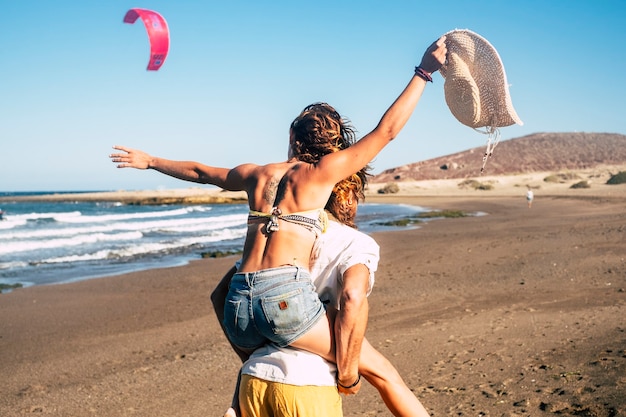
{"left": 1, "top": 182, "right": 625, "bottom": 416}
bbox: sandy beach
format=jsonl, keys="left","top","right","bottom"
{"left": 1, "top": 176, "right": 625, "bottom": 416}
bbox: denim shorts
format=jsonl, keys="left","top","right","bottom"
{"left": 223, "top": 266, "right": 325, "bottom": 349}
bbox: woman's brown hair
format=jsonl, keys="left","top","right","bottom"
{"left": 290, "top": 103, "right": 370, "bottom": 227}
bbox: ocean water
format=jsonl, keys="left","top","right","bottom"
{"left": 0, "top": 192, "right": 426, "bottom": 288}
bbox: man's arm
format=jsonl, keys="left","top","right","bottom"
{"left": 210, "top": 266, "right": 250, "bottom": 363}
{"left": 335, "top": 263, "right": 370, "bottom": 394}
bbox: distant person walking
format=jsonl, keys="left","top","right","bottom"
{"left": 526, "top": 187, "right": 534, "bottom": 208}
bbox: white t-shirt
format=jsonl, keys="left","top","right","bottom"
{"left": 240, "top": 220, "right": 380, "bottom": 386}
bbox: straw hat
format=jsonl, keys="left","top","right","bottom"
{"left": 440, "top": 29, "right": 523, "bottom": 131}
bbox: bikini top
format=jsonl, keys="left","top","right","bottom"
{"left": 248, "top": 207, "right": 328, "bottom": 236}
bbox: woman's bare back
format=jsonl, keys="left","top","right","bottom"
{"left": 237, "top": 161, "right": 336, "bottom": 272}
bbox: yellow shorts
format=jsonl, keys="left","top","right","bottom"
{"left": 239, "top": 374, "right": 342, "bottom": 417}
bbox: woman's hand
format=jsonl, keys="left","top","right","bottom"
{"left": 110, "top": 145, "right": 153, "bottom": 169}
{"left": 419, "top": 35, "right": 447, "bottom": 74}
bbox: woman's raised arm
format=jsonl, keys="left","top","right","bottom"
{"left": 315, "top": 36, "right": 447, "bottom": 185}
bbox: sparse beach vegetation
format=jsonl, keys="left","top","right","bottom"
{"left": 200, "top": 249, "right": 243, "bottom": 259}
{"left": 416, "top": 210, "right": 468, "bottom": 219}
{"left": 544, "top": 172, "right": 581, "bottom": 183}
{"left": 606, "top": 171, "right": 626, "bottom": 185}
{"left": 458, "top": 179, "right": 494, "bottom": 190}
{"left": 374, "top": 218, "right": 421, "bottom": 227}
{"left": 373, "top": 209, "right": 468, "bottom": 227}
{"left": 0, "top": 283, "right": 23, "bottom": 293}
{"left": 377, "top": 182, "right": 400, "bottom": 194}
{"left": 570, "top": 180, "right": 591, "bottom": 189}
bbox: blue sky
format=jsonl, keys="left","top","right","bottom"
{"left": 1, "top": 0, "right": 625, "bottom": 192}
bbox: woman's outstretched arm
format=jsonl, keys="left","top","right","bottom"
{"left": 109, "top": 145, "right": 250, "bottom": 191}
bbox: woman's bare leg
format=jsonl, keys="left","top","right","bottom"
{"left": 289, "top": 313, "right": 336, "bottom": 361}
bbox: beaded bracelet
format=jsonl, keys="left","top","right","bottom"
{"left": 337, "top": 374, "right": 361, "bottom": 389}
{"left": 414, "top": 66, "right": 433, "bottom": 83}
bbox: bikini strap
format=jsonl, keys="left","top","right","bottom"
{"left": 248, "top": 208, "right": 327, "bottom": 234}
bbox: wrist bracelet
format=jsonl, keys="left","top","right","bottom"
{"left": 337, "top": 374, "right": 361, "bottom": 389}
{"left": 414, "top": 66, "right": 433, "bottom": 83}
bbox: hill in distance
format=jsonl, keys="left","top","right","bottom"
{"left": 372, "top": 132, "right": 626, "bottom": 183}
